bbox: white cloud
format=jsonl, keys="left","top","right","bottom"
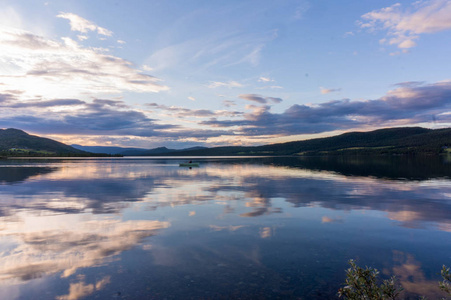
{"left": 141, "top": 64, "right": 153, "bottom": 71}
{"left": 258, "top": 76, "right": 273, "bottom": 82}
{"left": 77, "top": 34, "right": 88, "bottom": 41}
{"left": 320, "top": 87, "right": 342, "bottom": 94}
{"left": 117, "top": 39, "right": 126, "bottom": 44}
{"left": 57, "top": 12, "right": 113, "bottom": 36}
{"left": 294, "top": 1, "right": 310, "bottom": 20}
{"left": 145, "top": 29, "right": 276, "bottom": 71}
{"left": 256, "top": 86, "right": 283, "bottom": 90}
{"left": 0, "top": 26, "right": 168, "bottom": 100}
{"left": 359, "top": 0, "right": 451, "bottom": 49}
{"left": 208, "top": 81, "right": 244, "bottom": 89}
{"left": 0, "top": 6, "right": 23, "bottom": 28}
{"left": 188, "top": 96, "right": 196, "bottom": 101}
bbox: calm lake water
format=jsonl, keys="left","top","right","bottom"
{"left": 0, "top": 156, "right": 450, "bottom": 299}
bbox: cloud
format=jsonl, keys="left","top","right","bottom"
{"left": 3, "top": 98, "right": 85, "bottom": 108}
{"left": 0, "top": 27, "right": 168, "bottom": 101}
{"left": 145, "top": 29, "right": 276, "bottom": 71}
{"left": 359, "top": 0, "right": 451, "bottom": 49}
{"left": 222, "top": 100, "right": 236, "bottom": 107}
{"left": 0, "top": 97, "right": 176, "bottom": 137}
{"left": 294, "top": 1, "right": 310, "bottom": 20}
{"left": 320, "top": 87, "right": 342, "bottom": 94}
{"left": 208, "top": 81, "right": 244, "bottom": 88}
{"left": 57, "top": 12, "right": 113, "bottom": 36}
{"left": 203, "top": 81, "right": 451, "bottom": 136}
{"left": 239, "top": 94, "right": 283, "bottom": 104}
{"left": 258, "top": 77, "right": 273, "bottom": 82}
{"left": 147, "top": 102, "right": 243, "bottom": 119}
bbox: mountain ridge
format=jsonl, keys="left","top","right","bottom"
{"left": 151, "top": 127, "right": 451, "bottom": 156}
{"left": 1, "top": 127, "right": 450, "bottom": 157}
{"left": 0, "top": 128, "right": 104, "bottom": 157}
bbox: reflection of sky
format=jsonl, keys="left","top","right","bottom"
{"left": 1, "top": 160, "right": 450, "bottom": 229}
{"left": 0, "top": 159, "right": 450, "bottom": 299}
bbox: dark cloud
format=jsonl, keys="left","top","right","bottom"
{"left": 239, "top": 94, "right": 283, "bottom": 104}
{"left": 222, "top": 100, "right": 236, "bottom": 107}
{"left": 0, "top": 98, "right": 175, "bottom": 136}
{"left": 1, "top": 81, "right": 450, "bottom": 142}
{"left": 204, "top": 81, "right": 451, "bottom": 135}
{"left": 8, "top": 99, "right": 85, "bottom": 108}
{"left": 147, "top": 102, "right": 242, "bottom": 118}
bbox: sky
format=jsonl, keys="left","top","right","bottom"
{"left": 0, "top": 0, "right": 450, "bottom": 149}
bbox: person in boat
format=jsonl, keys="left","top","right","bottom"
{"left": 189, "top": 160, "right": 192, "bottom": 163}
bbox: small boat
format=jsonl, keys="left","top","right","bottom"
{"left": 179, "top": 162, "right": 199, "bottom": 167}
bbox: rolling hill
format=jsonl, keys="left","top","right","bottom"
{"left": 152, "top": 127, "right": 451, "bottom": 156}
{"left": 1, "top": 127, "right": 450, "bottom": 157}
{"left": 0, "top": 128, "right": 93, "bottom": 156}
{"left": 71, "top": 145, "right": 207, "bottom": 155}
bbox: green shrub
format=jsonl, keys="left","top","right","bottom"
{"left": 338, "top": 260, "right": 450, "bottom": 300}
{"left": 338, "top": 260, "right": 403, "bottom": 299}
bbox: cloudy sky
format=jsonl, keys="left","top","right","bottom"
{"left": 0, "top": 0, "right": 450, "bottom": 148}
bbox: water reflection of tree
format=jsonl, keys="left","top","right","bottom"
{"left": 0, "top": 166, "right": 56, "bottom": 184}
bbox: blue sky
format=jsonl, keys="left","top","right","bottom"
{"left": 0, "top": 0, "right": 450, "bottom": 148}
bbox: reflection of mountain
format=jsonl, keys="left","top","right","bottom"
{"left": 1, "top": 159, "right": 450, "bottom": 231}
{"left": 201, "top": 156, "right": 451, "bottom": 181}
{"left": 278, "top": 156, "right": 451, "bottom": 181}
{"left": 0, "top": 166, "right": 57, "bottom": 184}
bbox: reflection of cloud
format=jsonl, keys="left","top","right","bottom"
{"left": 189, "top": 211, "right": 196, "bottom": 216}
{"left": 202, "top": 160, "right": 451, "bottom": 229}
{"left": 209, "top": 225, "right": 245, "bottom": 232}
{"left": 259, "top": 227, "right": 272, "bottom": 238}
{"left": 2, "top": 159, "right": 450, "bottom": 234}
{"left": 387, "top": 210, "right": 420, "bottom": 222}
{"left": 385, "top": 251, "right": 443, "bottom": 298}
{"left": 56, "top": 276, "right": 110, "bottom": 300}
{"left": 321, "top": 216, "right": 343, "bottom": 223}
{"left": 0, "top": 219, "right": 169, "bottom": 281}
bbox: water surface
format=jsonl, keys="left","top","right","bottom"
{"left": 0, "top": 156, "right": 450, "bottom": 299}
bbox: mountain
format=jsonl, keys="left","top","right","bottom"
{"left": 127, "top": 146, "right": 207, "bottom": 156}
{"left": 71, "top": 145, "right": 146, "bottom": 155}
{"left": 0, "top": 128, "right": 93, "bottom": 157}
{"left": 2, "top": 127, "right": 450, "bottom": 157}
{"left": 71, "top": 145, "right": 207, "bottom": 156}
{"left": 150, "top": 127, "right": 451, "bottom": 156}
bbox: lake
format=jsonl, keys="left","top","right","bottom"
{"left": 0, "top": 156, "right": 450, "bottom": 299}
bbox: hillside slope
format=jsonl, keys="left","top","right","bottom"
{"left": 0, "top": 128, "right": 89, "bottom": 156}
{"left": 157, "top": 127, "right": 451, "bottom": 156}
